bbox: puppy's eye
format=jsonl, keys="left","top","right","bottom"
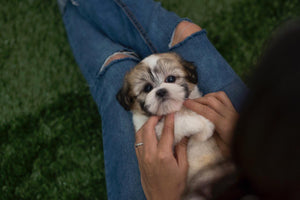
{"left": 165, "top": 75, "right": 176, "bottom": 83}
{"left": 143, "top": 84, "right": 153, "bottom": 93}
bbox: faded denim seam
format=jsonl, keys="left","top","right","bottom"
{"left": 114, "top": 0, "right": 158, "bottom": 54}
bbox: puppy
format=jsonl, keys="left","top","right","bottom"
{"left": 117, "top": 52, "right": 223, "bottom": 181}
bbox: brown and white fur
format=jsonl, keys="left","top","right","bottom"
{"left": 117, "top": 53, "right": 224, "bottom": 182}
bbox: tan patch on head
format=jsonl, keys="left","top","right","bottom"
{"left": 124, "top": 62, "right": 152, "bottom": 113}
{"left": 118, "top": 53, "right": 198, "bottom": 114}
{"left": 154, "top": 53, "right": 197, "bottom": 93}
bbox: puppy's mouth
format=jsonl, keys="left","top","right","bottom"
{"left": 146, "top": 97, "right": 184, "bottom": 116}
{"left": 159, "top": 101, "right": 183, "bottom": 115}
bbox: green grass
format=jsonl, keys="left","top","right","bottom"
{"left": 1, "top": 0, "right": 299, "bottom": 199}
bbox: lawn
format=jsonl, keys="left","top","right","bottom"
{"left": 1, "top": 0, "right": 299, "bottom": 199}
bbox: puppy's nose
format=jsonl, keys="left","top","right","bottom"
{"left": 156, "top": 88, "right": 168, "bottom": 98}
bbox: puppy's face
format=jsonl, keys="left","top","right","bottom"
{"left": 117, "top": 53, "right": 198, "bottom": 116}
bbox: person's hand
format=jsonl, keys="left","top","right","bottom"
{"left": 183, "top": 91, "right": 239, "bottom": 156}
{"left": 135, "top": 114, "right": 189, "bottom": 200}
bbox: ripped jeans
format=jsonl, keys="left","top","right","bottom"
{"left": 60, "top": 0, "right": 248, "bottom": 199}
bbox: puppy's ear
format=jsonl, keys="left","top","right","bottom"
{"left": 116, "top": 79, "right": 134, "bottom": 111}
{"left": 181, "top": 59, "right": 198, "bottom": 84}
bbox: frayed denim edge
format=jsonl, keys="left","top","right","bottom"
{"left": 97, "top": 57, "right": 140, "bottom": 78}
{"left": 169, "top": 29, "right": 207, "bottom": 51}
{"left": 168, "top": 17, "right": 193, "bottom": 49}
{"left": 101, "top": 51, "right": 139, "bottom": 70}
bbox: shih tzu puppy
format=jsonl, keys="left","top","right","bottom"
{"left": 117, "top": 52, "right": 224, "bottom": 181}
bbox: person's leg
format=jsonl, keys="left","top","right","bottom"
{"left": 62, "top": 2, "right": 146, "bottom": 199}
{"left": 65, "top": 0, "right": 184, "bottom": 57}
{"left": 64, "top": 0, "right": 248, "bottom": 111}
{"left": 169, "top": 27, "right": 249, "bottom": 112}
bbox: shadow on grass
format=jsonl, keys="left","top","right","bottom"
{"left": 0, "top": 92, "right": 107, "bottom": 200}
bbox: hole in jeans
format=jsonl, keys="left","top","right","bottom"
{"left": 103, "top": 52, "right": 139, "bottom": 67}
{"left": 169, "top": 21, "right": 202, "bottom": 48}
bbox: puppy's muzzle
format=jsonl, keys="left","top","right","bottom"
{"left": 156, "top": 88, "right": 168, "bottom": 99}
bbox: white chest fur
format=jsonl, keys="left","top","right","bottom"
{"left": 133, "top": 107, "right": 214, "bottom": 142}
{"left": 132, "top": 86, "right": 223, "bottom": 180}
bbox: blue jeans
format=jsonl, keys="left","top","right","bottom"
{"left": 60, "top": 0, "right": 248, "bottom": 199}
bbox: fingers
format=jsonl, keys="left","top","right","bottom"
{"left": 184, "top": 91, "right": 239, "bottom": 153}
{"left": 175, "top": 137, "right": 189, "bottom": 170}
{"left": 183, "top": 99, "right": 223, "bottom": 126}
{"left": 135, "top": 116, "right": 160, "bottom": 156}
{"left": 191, "top": 95, "right": 227, "bottom": 117}
{"left": 205, "top": 91, "right": 235, "bottom": 110}
{"left": 158, "top": 113, "right": 175, "bottom": 153}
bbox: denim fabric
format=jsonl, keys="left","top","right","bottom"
{"left": 63, "top": 4, "right": 145, "bottom": 199}
{"left": 170, "top": 31, "right": 248, "bottom": 110}
{"left": 60, "top": 0, "right": 248, "bottom": 199}
{"left": 94, "top": 60, "right": 146, "bottom": 200}
{"left": 62, "top": 0, "right": 183, "bottom": 58}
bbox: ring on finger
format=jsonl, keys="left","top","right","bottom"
{"left": 135, "top": 142, "right": 144, "bottom": 148}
